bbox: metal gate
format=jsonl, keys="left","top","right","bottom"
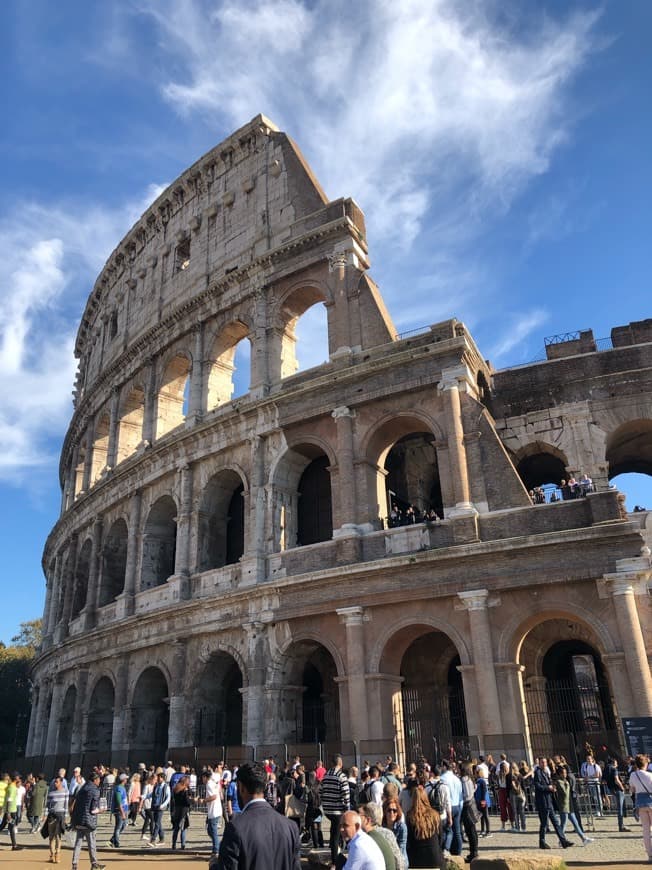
{"left": 401, "top": 686, "right": 469, "bottom": 764}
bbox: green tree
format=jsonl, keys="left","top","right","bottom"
{"left": 0, "top": 619, "right": 41, "bottom": 761}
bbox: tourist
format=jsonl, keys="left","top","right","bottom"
{"left": 405, "top": 786, "right": 445, "bottom": 869}
{"left": 30, "top": 772, "right": 49, "bottom": 833}
{"left": 2, "top": 772, "right": 22, "bottom": 852}
{"left": 474, "top": 765, "right": 491, "bottom": 837}
{"left": 382, "top": 797, "right": 408, "bottom": 868}
{"left": 320, "top": 754, "right": 351, "bottom": 865}
{"left": 554, "top": 766, "right": 592, "bottom": 845}
{"left": 360, "top": 802, "right": 403, "bottom": 869}
{"left": 533, "top": 756, "right": 573, "bottom": 850}
{"left": 202, "top": 769, "right": 222, "bottom": 858}
{"left": 339, "top": 810, "right": 385, "bottom": 869}
{"left": 629, "top": 754, "right": 652, "bottom": 862}
{"left": 440, "top": 760, "right": 462, "bottom": 856}
{"left": 506, "top": 761, "right": 526, "bottom": 832}
{"left": 304, "top": 772, "right": 324, "bottom": 848}
{"left": 69, "top": 770, "right": 106, "bottom": 870}
{"left": 171, "top": 774, "right": 191, "bottom": 849}
{"left": 604, "top": 756, "right": 630, "bottom": 832}
{"left": 127, "top": 772, "right": 141, "bottom": 825}
{"left": 149, "top": 768, "right": 170, "bottom": 845}
{"left": 460, "top": 764, "right": 478, "bottom": 864}
{"left": 139, "top": 772, "right": 156, "bottom": 841}
{"left": 212, "top": 761, "right": 300, "bottom": 869}
{"left": 580, "top": 753, "right": 603, "bottom": 816}
{"left": 108, "top": 772, "right": 128, "bottom": 848}
{"left": 46, "top": 774, "right": 68, "bottom": 863}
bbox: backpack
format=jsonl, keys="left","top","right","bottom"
{"left": 358, "top": 781, "right": 375, "bottom": 806}
{"left": 427, "top": 781, "right": 444, "bottom": 813}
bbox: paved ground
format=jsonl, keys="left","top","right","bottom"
{"left": 2, "top": 812, "right": 650, "bottom": 868}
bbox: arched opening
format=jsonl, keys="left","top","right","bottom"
{"left": 273, "top": 444, "right": 333, "bottom": 550}
{"left": 385, "top": 432, "right": 443, "bottom": 523}
{"left": 198, "top": 471, "right": 245, "bottom": 571}
{"left": 91, "top": 413, "right": 110, "bottom": 484}
{"left": 55, "top": 552, "right": 73, "bottom": 625}
{"left": 57, "top": 685, "right": 76, "bottom": 754}
{"left": 156, "top": 354, "right": 191, "bottom": 439}
{"left": 141, "top": 496, "right": 177, "bottom": 589}
{"left": 516, "top": 443, "right": 569, "bottom": 491}
{"left": 71, "top": 538, "right": 92, "bottom": 619}
{"left": 130, "top": 667, "right": 169, "bottom": 761}
{"left": 297, "top": 455, "right": 333, "bottom": 546}
{"left": 398, "top": 631, "right": 468, "bottom": 763}
{"left": 193, "top": 652, "right": 243, "bottom": 747}
{"left": 206, "top": 321, "right": 251, "bottom": 410}
{"left": 117, "top": 386, "right": 145, "bottom": 462}
{"left": 86, "top": 677, "right": 114, "bottom": 757}
{"left": 280, "top": 640, "right": 340, "bottom": 745}
{"left": 74, "top": 439, "right": 88, "bottom": 499}
{"left": 277, "top": 288, "right": 330, "bottom": 380}
{"left": 607, "top": 420, "right": 652, "bottom": 510}
{"left": 520, "top": 619, "right": 620, "bottom": 763}
{"left": 100, "top": 519, "right": 128, "bottom": 606}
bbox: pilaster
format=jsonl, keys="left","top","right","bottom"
{"left": 457, "top": 590, "right": 503, "bottom": 738}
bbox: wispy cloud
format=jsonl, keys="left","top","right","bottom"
{"left": 0, "top": 184, "right": 166, "bottom": 485}
{"left": 134, "top": 0, "right": 600, "bottom": 257}
{"left": 489, "top": 308, "right": 550, "bottom": 362}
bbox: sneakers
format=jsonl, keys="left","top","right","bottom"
{"left": 583, "top": 837, "right": 594, "bottom": 844}
{"left": 562, "top": 840, "right": 574, "bottom": 849}
{"left": 141, "top": 834, "right": 150, "bottom": 840}
{"left": 91, "top": 864, "right": 107, "bottom": 870}
{"left": 620, "top": 827, "right": 631, "bottom": 832}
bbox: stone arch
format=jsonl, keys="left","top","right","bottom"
{"left": 57, "top": 684, "right": 77, "bottom": 754}
{"left": 55, "top": 549, "right": 73, "bottom": 625}
{"left": 272, "top": 634, "right": 342, "bottom": 744}
{"left": 377, "top": 620, "right": 470, "bottom": 762}
{"left": 71, "top": 537, "right": 93, "bottom": 619}
{"left": 514, "top": 441, "right": 569, "bottom": 490}
{"left": 91, "top": 412, "right": 110, "bottom": 484}
{"left": 86, "top": 675, "right": 114, "bottom": 756}
{"left": 271, "top": 440, "right": 335, "bottom": 550}
{"left": 129, "top": 666, "right": 170, "bottom": 762}
{"left": 364, "top": 413, "right": 446, "bottom": 523}
{"left": 156, "top": 351, "right": 192, "bottom": 439}
{"left": 73, "top": 436, "right": 89, "bottom": 499}
{"left": 100, "top": 518, "right": 128, "bottom": 606}
{"left": 197, "top": 468, "right": 247, "bottom": 571}
{"left": 606, "top": 419, "right": 652, "bottom": 478}
{"left": 205, "top": 319, "right": 252, "bottom": 410}
{"left": 117, "top": 383, "right": 145, "bottom": 462}
{"left": 191, "top": 650, "right": 244, "bottom": 746}
{"left": 141, "top": 495, "right": 177, "bottom": 589}
{"left": 272, "top": 282, "right": 331, "bottom": 380}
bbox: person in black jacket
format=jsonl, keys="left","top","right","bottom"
{"left": 533, "top": 758, "right": 573, "bottom": 850}
{"left": 213, "top": 762, "right": 301, "bottom": 870}
{"left": 69, "top": 772, "right": 106, "bottom": 870}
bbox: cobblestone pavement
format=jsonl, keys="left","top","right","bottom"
{"left": 2, "top": 812, "right": 650, "bottom": 868}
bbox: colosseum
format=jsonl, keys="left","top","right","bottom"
{"left": 27, "top": 115, "right": 652, "bottom": 773}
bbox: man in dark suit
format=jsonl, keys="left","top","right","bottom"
{"left": 213, "top": 761, "right": 301, "bottom": 870}
{"left": 533, "top": 757, "right": 573, "bottom": 850}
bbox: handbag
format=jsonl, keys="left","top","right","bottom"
{"left": 463, "top": 798, "right": 480, "bottom": 825}
{"left": 285, "top": 793, "right": 306, "bottom": 819}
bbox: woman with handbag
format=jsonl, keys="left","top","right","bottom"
{"left": 171, "top": 775, "right": 192, "bottom": 850}
{"left": 460, "top": 764, "right": 479, "bottom": 864}
{"left": 629, "top": 754, "right": 652, "bottom": 862}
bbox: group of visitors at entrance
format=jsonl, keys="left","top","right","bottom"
{"left": 2, "top": 749, "right": 652, "bottom": 867}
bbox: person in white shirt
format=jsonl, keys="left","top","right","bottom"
{"left": 339, "top": 811, "right": 385, "bottom": 869}
{"left": 202, "top": 770, "right": 222, "bottom": 858}
{"left": 580, "top": 755, "right": 603, "bottom": 816}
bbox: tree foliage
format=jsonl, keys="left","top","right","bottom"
{"left": 0, "top": 619, "right": 41, "bottom": 760}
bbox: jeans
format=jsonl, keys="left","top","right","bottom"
{"left": 461, "top": 803, "right": 478, "bottom": 859}
{"left": 510, "top": 794, "right": 526, "bottom": 830}
{"left": 613, "top": 790, "right": 626, "bottom": 829}
{"left": 537, "top": 807, "right": 567, "bottom": 845}
{"left": 444, "top": 804, "right": 463, "bottom": 855}
{"left": 72, "top": 826, "right": 98, "bottom": 865}
{"left": 560, "top": 811, "right": 587, "bottom": 840}
{"left": 152, "top": 808, "right": 165, "bottom": 842}
{"left": 206, "top": 816, "right": 220, "bottom": 853}
{"left": 111, "top": 813, "right": 126, "bottom": 846}
{"left": 326, "top": 813, "right": 343, "bottom": 864}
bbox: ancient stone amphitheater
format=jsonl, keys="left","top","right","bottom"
{"left": 27, "top": 116, "right": 652, "bottom": 772}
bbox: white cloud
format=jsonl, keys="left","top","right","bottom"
{"left": 0, "top": 184, "right": 166, "bottom": 485}
{"left": 136, "top": 0, "right": 599, "bottom": 255}
{"left": 489, "top": 308, "right": 549, "bottom": 362}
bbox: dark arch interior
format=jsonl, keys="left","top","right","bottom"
{"left": 141, "top": 497, "right": 177, "bottom": 589}
{"left": 297, "top": 455, "right": 332, "bottom": 546}
{"left": 131, "top": 667, "right": 169, "bottom": 761}
{"left": 385, "top": 432, "right": 443, "bottom": 519}
{"left": 72, "top": 539, "right": 92, "bottom": 618}
{"left": 400, "top": 631, "right": 468, "bottom": 762}
{"left": 607, "top": 422, "right": 652, "bottom": 478}
{"left": 86, "top": 677, "right": 114, "bottom": 755}
{"left": 57, "top": 686, "right": 77, "bottom": 754}
{"left": 101, "top": 519, "right": 128, "bottom": 606}
{"left": 194, "top": 653, "right": 243, "bottom": 747}
{"left": 199, "top": 473, "right": 245, "bottom": 570}
{"left": 517, "top": 452, "right": 567, "bottom": 490}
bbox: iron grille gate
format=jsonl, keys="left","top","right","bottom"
{"left": 401, "top": 686, "right": 469, "bottom": 764}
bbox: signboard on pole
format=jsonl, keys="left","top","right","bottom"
{"left": 622, "top": 717, "right": 652, "bottom": 757}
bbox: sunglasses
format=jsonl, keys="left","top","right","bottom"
{"left": 386, "top": 808, "right": 399, "bottom": 813}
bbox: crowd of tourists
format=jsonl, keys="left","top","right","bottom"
{"left": 1, "top": 750, "right": 651, "bottom": 868}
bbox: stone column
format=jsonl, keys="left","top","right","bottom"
{"left": 141, "top": 357, "right": 157, "bottom": 445}
{"left": 111, "top": 660, "right": 130, "bottom": 766}
{"left": 44, "top": 676, "right": 66, "bottom": 756}
{"left": 106, "top": 388, "right": 120, "bottom": 470}
{"left": 438, "top": 367, "right": 474, "bottom": 516}
{"left": 32, "top": 678, "right": 52, "bottom": 757}
{"left": 26, "top": 685, "right": 40, "bottom": 757}
{"left": 249, "top": 436, "right": 267, "bottom": 559}
{"left": 250, "top": 285, "right": 270, "bottom": 399}
{"left": 494, "top": 662, "right": 532, "bottom": 759}
{"left": 188, "top": 323, "right": 205, "bottom": 423}
{"left": 457, "top": 590, "right": 503, "bottom": 739}
{"left": 82, "top": 418, "right": 94, "bottom": 492}
{"left": 604, "top": 574, "right": 652, "bottom": 716}
{"left": 83, "top": 516, "right": 104, "bottom": 629}
{"left": 241, "top": 621, "right": 270, "bottom": 747}
{"left": 123, "top": 491, "right": 142, "bottom": 615}
{"left": 332, "top": 406, "right": 358, "bottom": 529}
{"left": 337, "top": 606, "right": 369, "bottom": 743}
{"left": 69, "top": 442, "right": 80, "bottom": 501}
{"left": 602, "top": 652, "right": 635, "bottom": 725}
{"left": 174, "top": 464, "right": 193, "bottom": 598}
{"left": 42, "top": 574, "right": 54, "bottom": 643}
{"left": 168, "top": 640, "right": 188, "bottom": 749}
{"left": 70, "top": 668, "right": 89, "bottom": 755}
{"left": 58, "top": 534, "right": 79, "bottom": 641}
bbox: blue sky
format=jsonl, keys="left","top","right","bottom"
{"left": 1, "top": 0, "right": 651, "bottom": 645}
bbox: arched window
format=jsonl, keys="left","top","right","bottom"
{"left": 206, "top": 321, "right": 251, "bottom": 410}
{"left": 91, "top": 414, "right": 110, "bottom": 484}
{"left": 71, "top": 538, "right": 92, "bottom": 618}
{"left": 297, "top": 456, "right": 333, "bottom": 546}
{"left": 117, "top": 386, "right": 145, "bottom": 462}
{"left": 198, "top": 471, "right": 245, "bottom": 570}
{"left": 273, "top": 444, "right": 333, "bottom": 550}
{"left": 100, "top": 519, "right": 128, "bottom": 605}
{"left": 156, "top": 354, "right": 191, "bottom": 439}
{"left": 141, "top": 496, "right": 177, "bottom": 589}
{"left": 385, "top": 432, "right": 443, "bottom": 521}
{"left": 277, "top": 289, "right": 329, "bottom": 381}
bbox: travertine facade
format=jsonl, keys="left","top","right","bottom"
{"left": 28, "top": 116, "right": 652, "bottom": 771}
